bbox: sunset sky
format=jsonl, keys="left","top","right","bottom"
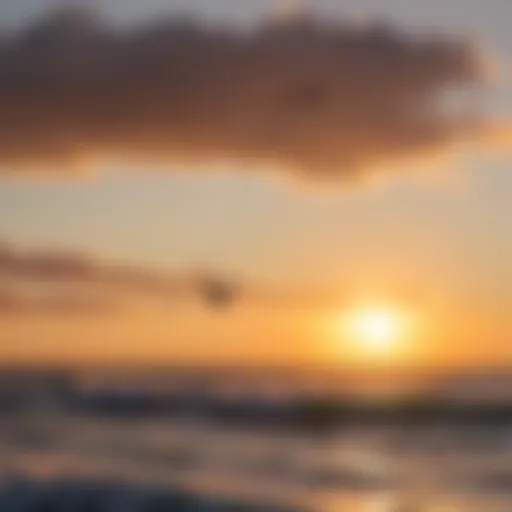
{"left": 0, "top": 0, "right": 510, "bottom": 368}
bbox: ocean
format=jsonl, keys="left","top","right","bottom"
{"left": 1, "top": 415, "right": 512, "bottom": 511}
{"left": 0, "top": 368, "right": 511, "bottom": 511}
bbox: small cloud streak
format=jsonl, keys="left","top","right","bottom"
{"left": 0, "top": 240, "right": 217, "bottom": 316}
{"left": 0, "top": 240, "right": 343, "bottom": 317}
{"left": 0, "top": 6, "right": 506, "bottom": 181}
{"left": 0, "top": 241, "right": 193, "bottom": 295}
{"left": 0, "top": 287, "right": 116, "bottom": 316}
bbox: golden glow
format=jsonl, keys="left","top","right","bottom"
{"left": 348, "top": 307, "right": 404, "bottom": 351}
{"left": 326, "top": 303, "right": 417, "bottom": 362}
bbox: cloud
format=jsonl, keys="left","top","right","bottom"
{"left": 0, "top": 240, "right": 226, "bottom": 315}
{"left": 0, "top": 287, "right": 117, "bottom": 316}
{"left": 0, "top": 241, "right": 192, "bottom": 295}
{"left": 0, "top": 6, "right": 501, "bottom": 181}
{"left": 0, "top": 240, "right": 344, "bottom": 317}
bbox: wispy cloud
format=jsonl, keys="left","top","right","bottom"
{"left": 0, "top": 240, "right": 343, "bottom": 317}
{"left": 0, "top": 240, "right": 220, "bottom": 315}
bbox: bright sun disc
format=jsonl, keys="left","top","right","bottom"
{"left": 342, "top": 305, "right": 411, "bottom": 356}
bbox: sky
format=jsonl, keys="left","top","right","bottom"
{"left": 0, "top": 0, "right": 510, "bottom": 368}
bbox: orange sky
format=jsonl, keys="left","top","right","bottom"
{"left": 0, "top": 0, "right": 511, "bottom": 371}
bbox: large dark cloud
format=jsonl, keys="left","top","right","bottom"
{"left": 0, "top": 6, "right": 496, "bottom": 180}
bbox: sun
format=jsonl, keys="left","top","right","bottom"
{"left": 350, "top": 307, "right": 403, "bottom": 349}
{"left": 334, "top": 304, "right": 414, "bottom": 359}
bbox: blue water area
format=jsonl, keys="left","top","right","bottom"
{"left": 0, "top": 478, "right": 300, "bottom": 512}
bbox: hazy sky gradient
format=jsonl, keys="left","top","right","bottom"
{"left": 0, "top": 0, "right": 510, "bottom": 366}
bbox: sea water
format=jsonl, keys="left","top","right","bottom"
{"left": 0, "top": 413, "right": 511, "bottom": 512}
